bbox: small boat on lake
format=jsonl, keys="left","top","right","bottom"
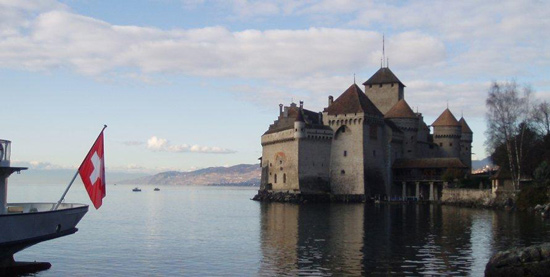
{"left": 0, "top": 139, "right": 88, "bottom": 274}
{"left": 132, "top": 187, "right": 141, "bottom": 192}
{"left": 154, "top": 188, "right": 160, "bottom": 191}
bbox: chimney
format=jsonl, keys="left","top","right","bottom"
{"left": 328, "top": 96, "right": 334, "bottom": 106}
{"left": 279, "top": 104, "right": 283, "bottom": 115}
{"left": 299, "top": 101, "right": 303, "bottom": 109}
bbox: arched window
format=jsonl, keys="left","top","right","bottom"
{"left": 283, "top": 173, "right": 286, "bottom": 183}
{"left": 274, "top": 174, "right": 277, "bottom": 183}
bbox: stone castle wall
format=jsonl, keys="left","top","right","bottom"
{"left": 261, "top": 129, "right": 299, "bottom": 192}
{"left": 298, "top": 129, "right": 332, "bottom": 194}
{"left": 441, "top": 188, "right": 493, "bottom": 206}
{"left": 364, "top": 83, "right": 403, "bottom": 114}
{"left": 325, "top": 113, "right": 366, "bottom": 195}
{"left": 433, "top": 126, "right": 462, "bottom": 158}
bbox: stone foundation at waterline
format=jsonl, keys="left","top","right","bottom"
{"left": 440, "top": 188, "right": 493, "bottom": 207}
{"left": 252, "top": 190, "right": 366, "bottom": 203}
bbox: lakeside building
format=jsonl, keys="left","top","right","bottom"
{"left": 259, "top": 67, "right": 473, "bottom": 201}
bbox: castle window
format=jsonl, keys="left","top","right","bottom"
{"left": 280, "top": 160, "right": 282, "bottom": 164}
{"left": 379, "top": 84, "right": 382, "bottom": 88}
{"left": 274, "top": 174, "right": 277, "bottom": 183}
{"left": 341, "top": 170, "right": 345, "bottom": 174}
{"left": 369, "top": 84, "right": 372, "bottom": 88}
{"left": 439, "top": 143, "right": 443, "bottom": 147}
{"left": 295, "top": 128, "right": 297, "bottom": 131}
{"left": 391, "top": 83, "right": 394, "bottom": 87}
{"left": 370, "top": 124, "right": 377, "bottom": 140}
{"left": 270, "top": 163, "right": 272, "bottom": 167}
{"left": 280, "top": 167, "right": 283, "bottom": 171}
{"left": 449, "top": 143, "right": 453, "bottom": 147}
{"left": 283, "top": 174, "right": 286, "bottom": 183}
{"left": 344, "top": 151, "right": 347, "bottom": 157}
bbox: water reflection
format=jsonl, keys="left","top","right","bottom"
{"left": 259, "top": 203, "right": 550, "bottom": 276}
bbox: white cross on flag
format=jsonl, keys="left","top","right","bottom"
{"left": 78, "top": 130, "right": 106, "bottom": 209}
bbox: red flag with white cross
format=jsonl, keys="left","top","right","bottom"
{"left": 78, "top": 128, "right": 106, "bottom": 209}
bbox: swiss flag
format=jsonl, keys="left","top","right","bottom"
{"left": 79, "top": 129, "right": 106, "bottom": 209}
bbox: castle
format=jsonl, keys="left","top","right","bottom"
{"left": 259, "top": 66, "right": 473, "bottom": 201}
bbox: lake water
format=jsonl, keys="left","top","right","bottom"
{"left": 8, "top": 184, "right": 550, "bottom": 276}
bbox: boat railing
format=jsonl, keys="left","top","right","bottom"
{"left": 6, "top": 202, "right": 87, "bottom": 214}
{"left": 0, "top": 139, "right": 10, "bottom": 167}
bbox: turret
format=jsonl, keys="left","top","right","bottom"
{"left": 459, "top": 117, "right": 473, "bottom": 170}
{"left": 432, "top": 109, "right": 462, "bottom": 158}
{"left": 385, "top": 99, "right": 418, "bottom": 158}
{"left": 294, "top": 109, "right": 306, "bottom": 139}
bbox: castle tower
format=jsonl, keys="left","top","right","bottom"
{"left": 459, "top": 117, "right": 473, "bottom": 170}
{"left": 323, "top": 84, "right": 388, "bottom": 197}
{"left": 432, "top": 109, "right": 462, "bottom": 158}
{"left": 294, "top": 108, "right": 306, "bottom": 139}
{"left": 385, "top": 99, "right": 418, "bottom": 159}
{"left": 363, "top": 67, "right": 405, "bottom": 115}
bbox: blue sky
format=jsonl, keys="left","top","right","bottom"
{"left": 1, "top": 0, "right": 549, "bottom": 176}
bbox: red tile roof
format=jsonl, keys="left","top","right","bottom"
{"left": 362, "top": 67, "right": 405, "bottom": 87}
{"left": 459, "top": 117, "right": 473, "bottom": 133}
{"left": 324, "top": 84, "right": 383, "bottom": 116}
{"left": 432, "top": 108, "right": 460, "bottom": 127}
{"left": 385, "top": 99, "right": 417, "bottom": 119}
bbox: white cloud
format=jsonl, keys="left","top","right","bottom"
{"left": 11, "top": 160, "right": 73, "bottom": 170}
{"left": 0, "top": 0, "right": 548, "bottom": 118}
{"left": 0, "top": 3, "right": 447, "bottom": 79}
{"left": 147, "top": 136, "right": 235, "bottom": 154}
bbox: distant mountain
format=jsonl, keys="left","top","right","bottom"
{"left": 472, "top": 157, "right": 493, "bottom": 170}
{"left": 119, "top": 164, "right": 261, "bottom": 186}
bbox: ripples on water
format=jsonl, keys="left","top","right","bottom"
{"left": 8, "top": 184, "right": 550, "bottom": 276}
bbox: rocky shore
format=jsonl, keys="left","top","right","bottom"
{"left": 485, "top": 243, "right": 550, "bottom": 276}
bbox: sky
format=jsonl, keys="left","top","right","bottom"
{"left": 1, "top": 0, "right": 549, "bottom": 177}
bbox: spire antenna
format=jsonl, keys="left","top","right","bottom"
{"left": 353, "top": 73, "right": 356, "bottom": 84}
{"left": 382, "top": 33, "right": 385, "bottom": 68}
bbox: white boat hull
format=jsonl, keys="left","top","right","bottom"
{"left": 0, "top": 203, "right": 88, "bottom": 260}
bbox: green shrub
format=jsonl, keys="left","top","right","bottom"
{"left": 516, "top": 185, "right": 549, "bottom": 210}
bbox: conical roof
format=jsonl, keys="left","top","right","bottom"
{"left": 362, "top": 67, "right": 405, "bottom": 87}
{"left": 385, "top": 99, "right": 417, "bottom": 119}
{"left": 432, "top": 108, "right": 460, "bottom": 127}
{"left": 459, "top": 117, "right": 473, "bottom": 133}
{"left": 325, "top": 84, "right": 383, "bottom": 116}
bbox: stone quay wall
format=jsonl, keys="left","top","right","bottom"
{"left": 441, "top": 188, "right": 493, "bottom": 207}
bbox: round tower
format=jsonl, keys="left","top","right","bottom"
{"left": 459, "top": 117, "right": 473, "bottom": 169}
{"left": 385, "top": 99, "right": 418, "bottom": 158}
{"left": 432, "top": 109, "right": 462, "bottom": 158}
{"left": 294, "top": 110, "right": 306, "bottom": 139}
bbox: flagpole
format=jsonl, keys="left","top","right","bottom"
{"left": 52, "top": 171, "right": 79, "bottom": 210}
{"left": 52, "top": 125, "right": 107, "bottom": 211}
